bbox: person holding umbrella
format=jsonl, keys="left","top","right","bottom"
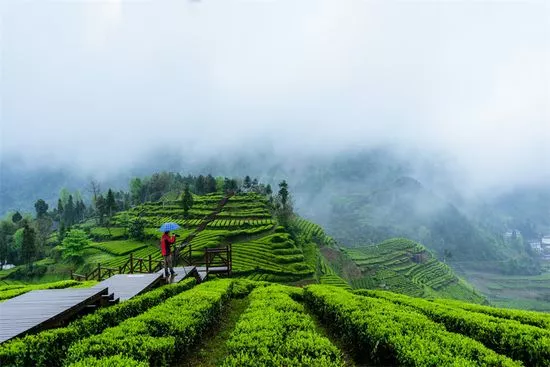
{"left": 159, "top": 222, "right": 180, "bottom": 277}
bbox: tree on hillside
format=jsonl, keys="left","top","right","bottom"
{"left": 251, "top": 178, "right": 259, "bottom": 192}
{"left": 0, "top": 222, "right": 11, "bottom": 269}
{"left": 75, "top": 200, "right": 86, "bottom": 222}
{"left": 34, "top": 199, "right": 49, "bottom": 218}
{"left": 275, "top": 180, "right": 293, "bottom": 225}
{"left": 12, "top": 227, "right": 24, "bottom": 265}
{"left": 206, "top": 175, "right": 217, "bottom": 193}
{"left": 95, "top": 194, "right": 107, "bottom": 225}
{"left": 128, "top": 217, "right": 146, "bottom": 241}
{"left": 118, "top": 212, "right": 131, "bottom": 236}
{"left": 106, "top": 189, "right": 117, "bottom": 218}
{"left": 196, "top": 175, "right": 206, "bottom": 195}
{"left": 34, "top": 215, "right": 52, "bottom": 259}
{"left": 244, "top": 176, "right": 252, "bottom": 189}
{"left": 182, "top": 184, "right": 194, "bottom": 219}
{"left": 89, "top": 180, "right": 101, "bottom": 204}
{"left": 65, "top": 195, "right": 76, "bottom": 226}
{"left": 21, "top": 222, "right": 36, "bottom": 269}
{"left": 266, "top": 184, "right": 273, "bottom": 197}
{"left": 12, "top": 212, "right": 22, "bottom": 224}
{"left": 59, "top": 188, "right": 71, "bottom": 205}
{"left": 61, "top": 229, "right": 89, "bottom": 267}
{"left": 56, "top": 199, "right": 64, "bottom": 222}
{"left": 223, "top": 178, "right": 238, "bottom": 194}
{"left": 278, "top": 180, "right": 289, "bottom": 210}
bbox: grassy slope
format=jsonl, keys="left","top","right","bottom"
{"left": 342, "top": 238, "right": 486, "bottom": 303}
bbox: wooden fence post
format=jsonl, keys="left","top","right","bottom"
{"left": 97, "top": 263, "right": 101, "bottom": 281}
{"left": 129, "top": 253, "right": 134, "bottom": 274}
{"left": 148, "top": 255, "right": 152, "bottom": 272}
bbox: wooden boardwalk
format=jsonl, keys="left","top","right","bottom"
{"left": 0, "top": 268, "right": 199, "bottom": 344}
{"left": 0, "top": 239, "right": 228, "bottom": 344}
{"left": 157, "top": 266, "right": 198, "bottom": 283}
{"left": 93, "top": 273, "right": 163, "bottom": 302}
{"left": 0, "top": 287, "right": 108, "bottom": 343}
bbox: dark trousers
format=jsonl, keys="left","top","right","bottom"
{"left": 163, "top": 254, "right": 174, "bottom": 275}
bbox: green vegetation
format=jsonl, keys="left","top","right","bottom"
{"left": 361, "top": 289, "right": 550, "bottom": 366}
{"left": 304, "top": 285, "right": 521, "bottom": 366}
{"left": 4, "top": 171, "right": 550, "bottom": 366}
{"left": 88, "top": 240, "right": 147, "bottom": 256}
{"left": 4, "top": 278, "right": 550, "bottom": 366}
{"left": 66, "top": 280, "right": 233, "bottom": 366}
{"left": 222, "top": 284, "right": 343, "bottom": 366}
{"left": 343, "top": 238, "right": 485, "bottom": 302}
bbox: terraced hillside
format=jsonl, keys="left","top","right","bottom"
{"left": 343, "top": 238, "right": 486, "bottom": 303}
{"left": 70, "top": 193, "right": 314, "bottom": 283}
{"left": 3, "top": 279, "right": 549, "bottom": 367}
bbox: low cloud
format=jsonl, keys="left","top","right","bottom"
{"left": 1, "top": 0, "right": 548, "bottom": 193}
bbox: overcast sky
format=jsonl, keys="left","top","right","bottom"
{"left": 1, "top": 0, "right": 549, "bottom": 191}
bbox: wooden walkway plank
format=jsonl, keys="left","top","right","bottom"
{"left": 92, "top": 273, "right": 162, "bottom": 302}
{"left": 0, "top": 287, "right": 108, "bottom": 343}
{"left": 196, "top": 266, "right": 229, "bottom": 273}
{"left": 157, "top": 266, "right": 197, "bottom": 283}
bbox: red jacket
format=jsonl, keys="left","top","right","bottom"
{"left": 161, "top": 234, "right": 176, "bottom": 256}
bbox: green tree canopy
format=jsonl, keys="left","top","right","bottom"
{"left": 34, "top": 199, "right": 49, "bottom": 218}
{"left": 21, "top": 222, "right": 36, "bottom": 268}
{"left": 128, "top": 217, "right": 146, "bottom": 241}
{"left": 12, "top": 212, "right": 22, "bottom": 224}
{"left": 106, "top": 189, "right": 117, "bottom": 217}
{"left": 61, "top": 229, "right": 90, "bottom": 266}
{"left": 181, "top": 184, "right": 194, "bottom": 218}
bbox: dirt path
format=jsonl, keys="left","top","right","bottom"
{"left": 175, "top": 296, "right": 250, "bottom": 367}
{"left": 304, "top": 303, "right": 362, "bottom": 367}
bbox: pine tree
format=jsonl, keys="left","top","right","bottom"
{"left": 196, "top": 175, "right": 206, "bottom": 195}
{"left": 34, "top": 199, "right": 49, "bottom": 218}
{"left": 57, "top": 199, "right": 64, "bottom": 222}
{"left": 106, "top": 189, "right": 117, "bottom": 218}
{"left": 64, "top": 195, "right": 75, "bottom": 226}
{"left": 181, "top": 184, "right": 194, "bottom": 219}
{"left": 276, "top": 180, "right": 293, "bottom": 225}
{"left": 244, "top": 176, "right": 252, "bottom": 189}
{"left": 95, "top": 195, "right": 107, "bottom": 225}
{"left": 278, "top": 180, "right": 289, "bottom": 210}
{"left": 206, "top": 175, "right": 217, "bottom": 193}
{"left": 21, "top": 222, "right": 36, "bottom": 269}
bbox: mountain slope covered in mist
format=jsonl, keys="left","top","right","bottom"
{"left": 2, "top": 149, "right": 548, "bottom": 276}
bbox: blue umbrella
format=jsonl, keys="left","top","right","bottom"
{"left": 159, "top": 222, "right": 180, "bottom": 232}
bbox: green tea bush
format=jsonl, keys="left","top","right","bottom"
{"left": 304, "top": 285, "right": 521, "bottom": 367}
{"left": 65, "top": 280, "right": 233, "bottom": 366}
{"left": 221, "top": 284, "right": 343, "bottom": 367}
{"left": 364, "top": 289, "right": 550, "bottom": 366}
{"left": 67, "top": 355, "right": 148, "bottom": 367}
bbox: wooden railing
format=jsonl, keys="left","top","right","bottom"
{"left": 119, "top": 253, "right": 163, "bottom": 274}
{"left": 205, "top": 244, "right": 232, "bottom": 276}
